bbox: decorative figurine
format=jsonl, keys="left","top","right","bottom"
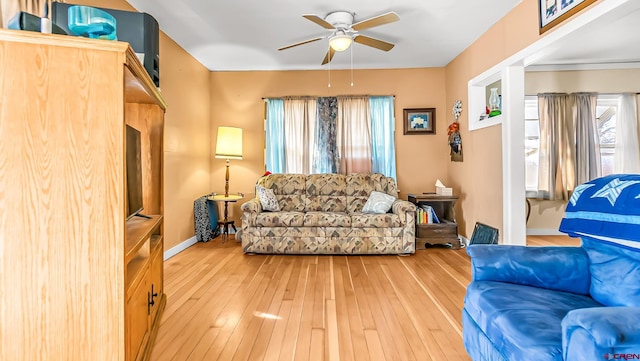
{"left": 449, "top": 100, "right": 463, "bottom": 162}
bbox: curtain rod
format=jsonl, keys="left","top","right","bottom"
{"left": 262, "top": 95, "right": 395, "bottom": 100}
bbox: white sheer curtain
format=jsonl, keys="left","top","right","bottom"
{"left": 283, "top": 97, "right": 317, "bottom": 174}
{"left": 337, "top": 96, "right": 372, "bottom": 174}
{"left": 614, "top": 93, "right": 640, "bottom": 173}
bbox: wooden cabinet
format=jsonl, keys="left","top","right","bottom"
{"left": 0, "top": 30, "right": 166, "bottom": 360}
{"left": 408, "top": 194, "right": 461, "bottom": 249}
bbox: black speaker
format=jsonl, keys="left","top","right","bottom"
{"left": 51, "top": 2, "right": 160, "bottom": 87}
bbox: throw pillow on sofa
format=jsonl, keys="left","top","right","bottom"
{"left": 362, "top": 191, "right": 395, "bottom": 214}
{"left": 257, "top": 186, "right": 280, "bottom": 212}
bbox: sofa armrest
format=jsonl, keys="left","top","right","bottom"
{"left": 241, "top": 198, "right": 262, "bottom": 227}
{"left": 241, "top": 198, "right": 262, "bottom": 213}
{"left": 562, "top": 307, "right": 640, "bottom": 360}
{"left": 391, "top": 199, "right": 416, "bottom": 221}
{"left": 467, "top": 245, "right": 590, "bottom": 295}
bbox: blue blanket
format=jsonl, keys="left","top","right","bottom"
{"left": 559, "top": 174, "right": 640, "bottom": 243}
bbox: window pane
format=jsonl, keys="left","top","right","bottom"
{"left": 524, "top": 95, "right": 540, "bottom": 192}
{"left": 600, "top": 147, "right": 615, "bottom": 176}
{"left": 524, "top": 97, "right": 539, "bottom": 119}
{"left": 526, "top": 149, "right": 539, "bottom": 191}
{"left": 599, "top": 115, "right": 616, "bottom": 145}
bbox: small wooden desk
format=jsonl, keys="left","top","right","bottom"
{"left": 208, "top": 193, "right": 244, "bottom": 240}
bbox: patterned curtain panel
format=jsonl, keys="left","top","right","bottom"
{"left": 313, "top": 97, "right": 338, "bottom": 173}
{"left": 265, "top": 99, "right": 285, "bottom": 173}
{"left": 369, "top": 96, "right": 397, "bottom": 180}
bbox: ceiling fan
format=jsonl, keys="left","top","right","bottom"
{"left": 278, "top": 11, "right": 400, "bottom": 65}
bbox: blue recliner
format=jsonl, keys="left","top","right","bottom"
{"left": 463, "top": 174, "right": 640, "bottom": 361}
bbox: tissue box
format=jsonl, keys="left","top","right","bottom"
{"left": 436, "top": 187, "right": 453, "bottom": 196}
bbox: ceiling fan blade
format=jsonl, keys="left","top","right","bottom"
{"left": 303, "top": 14, "right": 335, "bottom": 29}
{"left": 354, "top": 35, "right": 395, "bottom": 51}
{"left": 278, "top": 37, "right": 324, "bottom": 51}
{"left": 351, "top": 11, "right": 399, "bottom": 31}
{"left": 321, "top": 48, "right": 336, "bottom": 65}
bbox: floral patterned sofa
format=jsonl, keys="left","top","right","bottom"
{"left": 240, "top": 173, "right": 416, "bottom": 254}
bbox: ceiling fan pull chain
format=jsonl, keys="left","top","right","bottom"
{"left": 328, "top": 45, "right": 332, "bottom": 88}
{"left": 350, "top": 44, "right": 354, "bottom": 87}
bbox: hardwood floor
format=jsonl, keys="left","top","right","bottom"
{"left": 150, "top": 235, "right": 576, "bottom": 361}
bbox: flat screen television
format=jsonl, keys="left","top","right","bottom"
{"left": 126, "top": 125, "right": 144, "bottom": 220}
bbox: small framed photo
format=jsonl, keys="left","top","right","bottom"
{"left": 403, "top": 108, "right": 436, "bottom": 135}
{"left": 539, "top": 0, "right": 597, "bottom": 34}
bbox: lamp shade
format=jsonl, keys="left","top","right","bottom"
{"left": 329, "top": 33, "right": 352, "bottom": 52}
{"left": 215, "top": 126, "right": 243, "bottom": 160}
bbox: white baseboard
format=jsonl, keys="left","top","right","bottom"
{"left": 526, "top": 228, "right": 564, "bottom": 236}
{"left": 164, "top": 236, "right": 198, "bottom": 260}
{"left": 459, "top": 235, "right": 470, "bottom": 248}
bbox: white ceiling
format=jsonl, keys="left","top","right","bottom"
{"left": 125, "top": 0, "right": 523, "bottom": 71}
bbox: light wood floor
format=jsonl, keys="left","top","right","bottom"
{"left": 150, "top": 235, "right": 575, "bottom": 361}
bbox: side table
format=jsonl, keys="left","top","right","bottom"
{"left": 208, "top": 193, "right": 244, "bottom": 240}
{"left": 407, "top": 193, "right": 460, "bottom": 249}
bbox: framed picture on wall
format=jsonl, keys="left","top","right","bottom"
{"left": 403, "top": 108, "right": 436, "bottom": 135}
{"left": 539, "top": 0, "right": 597, "bottom": 34}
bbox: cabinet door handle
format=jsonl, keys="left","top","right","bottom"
{"left": 147, "top": 292, "right": 155, "bottom": 315}
{"left": 151, "top": 284, "right": 158, "bottom": 299}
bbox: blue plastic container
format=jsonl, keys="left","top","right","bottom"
{"left": 68, "top": 6, "right": 117, "bottom": 40}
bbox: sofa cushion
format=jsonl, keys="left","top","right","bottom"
{"left": 351, "top": 213, "right": 402, "bottom": 228}
{"left": 257, "top": 174, "right": 306, "bottom": 212}
{"left": 303, "top": 212, "right": 351, "bottom": 227}
{"left": 582, "top": 236, "right": 640, "bottom": 307}
{"left": 304, "top": 174, "right": 347, "bottom": 212}
{"left": 345, "top": 173, "right": 398, "bottom": 213}
{"left": 362, "top": 191, "right": 395, "bottom": 214}
{"left": 255, "top": 212, "right": 304, "bottom": 227}
{"left": 464, "top": 281, "right": 602, "bottom": 361}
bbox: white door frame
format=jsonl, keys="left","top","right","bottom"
{"left": 467, "top": 0, "right": 631, "bottom": 244}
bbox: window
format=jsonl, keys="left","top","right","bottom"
{"left": 264, "top": 96, "right": 397, "bottom": 179}
{"left": 524, "top": 94, "right": 617, "bottom": 194}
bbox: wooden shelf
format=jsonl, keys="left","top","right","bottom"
{"left": 150, "top": 235, "right": 163, "bottom": 254}
{"left": 125, "top": 215, "right": 163, "bottom": 264}
{"left": 126, "top": 250, "right": 150, "bottom": 296}
{"left": 408, "top": 194, "right": 460, "bottom": 249}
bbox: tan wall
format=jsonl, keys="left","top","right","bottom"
{"left": 526, "top": 68, "right": 640, "bottom": 94}
{"left": 444, "top": 0, "right": 544, "bottom": 238}
{"left": 443, "top": 0, "right": 601, "bottom": 238}
{"left": 71, "top": 0, "right": 212, "bottom": 250}
{"left": 525, "top": 68, "right": 640, "bottom": 231}
{"left": 209, "top": 68, "right": 450, "bottom": 224}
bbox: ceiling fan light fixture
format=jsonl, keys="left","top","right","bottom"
{"left": 329, "top": 33, "right": 352, "bottom": 52}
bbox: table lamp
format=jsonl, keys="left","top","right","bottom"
{"left": 215, "top": 126, "right": 243, "bottom": 197}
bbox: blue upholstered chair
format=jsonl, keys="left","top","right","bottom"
{"left": 463, "top": 174, "right": 640, "bottom": 361}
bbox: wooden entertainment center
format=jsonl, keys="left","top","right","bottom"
{"left": 0, "top": 30, "right": 166, "bottom": 360}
